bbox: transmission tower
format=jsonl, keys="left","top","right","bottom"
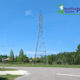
{"left": 35, "top": 12, "right": 48, "bottom": 64}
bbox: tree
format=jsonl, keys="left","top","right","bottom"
{"left": 17, "top": 49, "right": 29, "bottom": 63}
{"left": 23, "top": 55, "right": 29, "bottom": 62}
{"left": 48, "top": 55, "right": 53, "bottom": 64}
{"left": 77, "top": 44, "right": 80, "bottom": 52}
{"left": 18, "top": 49, "right": 24, "bottom": 62}
{"left": 0, "top": 55, "right": 2, "bottom": 62}
{"left": 9, "top": 50, "right": 14, "bottom": 62}
{"left": 14, "top": 56, "right": 18, "bottom": 62}
{"left": 19, "top": 49, "right": 24, "bottom": 56}
{"left": 75, "top": 44, "right": 80, "bottom": 64}
{"left": 33, "top": 57, "right": 41, "bottom": 63}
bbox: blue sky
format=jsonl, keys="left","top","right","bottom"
{"left": 0, "top": 0, "right": 80, "bottom": 57}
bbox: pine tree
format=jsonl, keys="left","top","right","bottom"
{"left": 9, "top": 50, "right": 14, "bottom": 62}
{"left": 18, "top": 49, "right": 24, "bottom": 62}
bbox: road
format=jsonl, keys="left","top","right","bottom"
{"left": 7, "top": 67, "right": 80, "bottom": 80}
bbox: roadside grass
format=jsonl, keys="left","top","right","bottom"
{"left": 0, "top": 68, "right": 16, "bottom": 71}
{"left": 0, "top": 68, "right": 21, "bottom": 80}
{"left": 0, "top": 63, "right": 80, "bottom": 68}
{"left": 0, "top": 75, "right": 21, "bottom": 80}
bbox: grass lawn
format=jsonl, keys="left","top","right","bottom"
{"left": 0, "top": 68, "right": 16, "bottom": 71}
{"left": 0, "top": 75, "right": 21, "bottom": 80}
{"left": 0, "top": 63, "right": 80, "bottom": 68}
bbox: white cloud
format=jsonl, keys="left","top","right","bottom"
{"left": 25, "top": 10, "right": 32, "bottom": 16}
{"left": 60, "top": 5, "right": 63, "bottom": 10}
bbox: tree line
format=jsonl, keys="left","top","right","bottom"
{"left": 0, "top": 44, "right": 80, "bottom": 65}
{"left": 0, "top": 49, "right": 29, "bottom": 63}
{"left": 47, "top": 44, "right": 80, "bottom": 64}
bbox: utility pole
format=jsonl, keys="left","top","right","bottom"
{"left": 35, "top": 12, "right": 48, "bottom": 64}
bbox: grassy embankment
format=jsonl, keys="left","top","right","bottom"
{"left": 0, "top": 75, "right": 20, "bottom": 80}
{"left": 0, "top": 68, "right": 16, "bottom": 71}
{"left": 0, "top": 63, "right": 80, "bottom": 68}
{"left": 0, "top": 68, "right": 21, "bottom": 80}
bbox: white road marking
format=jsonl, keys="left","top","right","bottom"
{"left": 56, "top": 73, "right": 80, "bottom": 78}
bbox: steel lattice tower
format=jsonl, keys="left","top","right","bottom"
{"left": 35, "top": 12, "right": 48, "bottom": 64}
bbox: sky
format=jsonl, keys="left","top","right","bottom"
{"left": 0, "top": 0, "right": 80, "bottom": 57}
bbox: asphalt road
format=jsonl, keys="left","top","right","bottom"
{"left": 7, "top": 67, "right": 80, "bottom": 80}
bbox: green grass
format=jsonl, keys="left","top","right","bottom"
{"left": 0, "top": 68, "right": 21, "bottom": 80}
{"left": 0, "top": 68, "right": 16, "bottom": 71}
{"left": 0, "top": 66, "right": 21, "bottom": 80}
{"left": 0, "top": 63, "right": 80, "bottom": 68}
{"left": 0, "top": 75, "right": 21, "bottom": 80}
